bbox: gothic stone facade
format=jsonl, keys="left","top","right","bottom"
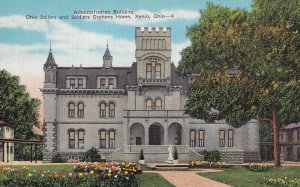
{"left": 41, "top": 27, "right": 260, "bottom": 163}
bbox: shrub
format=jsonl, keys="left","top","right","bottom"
{"left": 51, "top": 153, "right": 64, "bottom": 163}
{"left": 84, "top": 147, "right": 101, "bottom": 162}
{"left": 173, "top": 146, "right": 178, "bottom": 160}
{"left": 139, "top": 149, "right": 144, "bottom": 160}
{"left": 247, "top": 162, "right": 269, "bottom": 171}
{"left": 202, "top": 150, "right": 221, "bottom": 162}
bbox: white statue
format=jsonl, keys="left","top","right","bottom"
{"left": 166, "top": 145, "right": 173, "bottom": 164}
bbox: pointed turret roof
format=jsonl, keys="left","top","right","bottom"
{"left": 44, "top": 42, "right": 57, "bottom": 69}
{"left": 103, "top": 43, "right": 112, "bottom": 60}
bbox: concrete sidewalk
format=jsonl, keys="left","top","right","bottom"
{"left": 144, "top": 170, "right": 231, "bottom": 187}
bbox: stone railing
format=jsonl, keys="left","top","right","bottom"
{"left": 123, "top": 110, "right": 188, "bottom": 118}
{"left": 138, "top": 77, "right": 170, "bottom": 86}
{"left": 123, "top": 145, "right": 189, "bottom": 153}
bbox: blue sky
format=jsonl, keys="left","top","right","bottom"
{"left": 0, "top": 0, "right": 252, "bottom": 100}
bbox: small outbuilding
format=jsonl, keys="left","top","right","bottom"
{"left": 0, "top": 120, "right": 16, "bottom": 162}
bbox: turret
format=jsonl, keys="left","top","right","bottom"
{"left": 43, "top": 42, "right": 57, "bottom": 88}
{"left": 103, "top": 43, "right": 112, "bottom": 68}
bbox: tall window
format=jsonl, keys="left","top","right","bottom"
{"left": 219, "top": 130, "right": 225, "bottom": 147}
{"left": 70, "top": 78, "right": 75, "bottom": 89}
{"left": 78, "top": 78, "right": 83, "bottom": 89}
{"left": 146, "top": 64, "right": 152, "bottom": 79}
{"left": 109, "top": 130, "right": 115, "bottom": 148}
{"left": 146, "top": 99, "right": 152, "bottom": 110}
{"left": 69, "top": 130, "right": 75, "bottom": 148}
{"left": 78, "top": 130, "right": 85, "bottom": 149}
{"left": 68, "top": 103, "right": 75, "bottom": 117}
{"left": 100, "top": 103, "right": 106, "bottom": 117}
{"left": 100, "top": 130, "right": 106, "bottom": 148}
{"left": 228, "top": 130, "right": 234, "bottom": 147}
{"left": 109, "top": 103, "right": 115, "bottom": 117}
{"left": 190, "top": 130, "right": 196, "bottom": 147}
{"left": 199, "top": 130, "right": 205, "bottom": 147}
{"left": 155, "top": 64, "right": 161, "bottom": 79}
{"left": 78, "top": 103, "right": 84, "bottom": 117}
{"left": 100, "top": 78, "right": 106, "bottom": 89}
{"left": 108, "top": 78, "right": 114, "bottom": 89}
{"left": 155, "top": 99, "right": 162, "bottom": 110}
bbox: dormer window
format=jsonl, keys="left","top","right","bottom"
{"left": 70, "top": 78, "right": 75, "bottom": 89}
{"left": 108, "top": 78, "right": 114, "bottom": 89}
{"left": 146, "top": 64, "right": 152, "bottom": 79}
{"left": 100, "top": 78, "right": 106, "bottom": 89}
{"left": 78, "top": 78, "right": 83, "bottom": 89}
{"left": 155, "top": 64, "right": 161, "bottom": 79}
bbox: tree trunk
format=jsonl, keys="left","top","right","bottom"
{"left": 272, "top": 100, "right": 281, "bottom": 167}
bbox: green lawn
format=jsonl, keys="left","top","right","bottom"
{"left": 200, "top": 166, "right": 300, "bottom": 187}
{"left": 0, "top": 165, "right": 173, "bottom": 187}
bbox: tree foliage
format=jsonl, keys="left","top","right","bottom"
{"left": 0, "top": 69, "right": 40, "bottom": 139}
{"left": 179, "top": 1, "right": 300, "bottom": 166}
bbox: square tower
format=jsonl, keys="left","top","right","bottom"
{"left": 135, "top": 27, "right": 171, "bottom": 82}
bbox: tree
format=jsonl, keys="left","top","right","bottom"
{"left": 0, "top": 69, "right": 40, "bottom": 159}
{"left": 179, "top": 1, "right": 300, "bottom": 167}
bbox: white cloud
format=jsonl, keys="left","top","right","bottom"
{"left": 0, "top": 15, "right": 48, "bottom": 32}
{"left": 84, "top": 9, "right": 200, "bottom": 26}
{"left": 172, "top": 40, "right": 190, "bottom": 65}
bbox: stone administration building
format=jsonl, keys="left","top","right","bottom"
{"left": 41, "top": 27, "right": 260, "bottom": 163}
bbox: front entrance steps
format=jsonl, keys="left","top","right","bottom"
{"left": 147, "top": 163, "right": 190, "bottom": 170}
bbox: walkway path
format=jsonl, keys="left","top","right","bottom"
{"left": 144, "top": 170, "right": 231, "bottom": 187}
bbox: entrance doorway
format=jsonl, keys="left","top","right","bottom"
{"left": 149, "top": 123, "right": 164, "bottom": 145}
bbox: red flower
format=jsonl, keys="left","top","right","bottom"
{"left": 131, "top": 172, "right": 135, "bottom": 176}
{"left": 19, "top": 172, "right": 25, "bottom": 177}
{"left": 95, "top": 173, "right": 100, "bottom": 177}
{"left": 47, "top": 173, "right": 52, "bottom": 178}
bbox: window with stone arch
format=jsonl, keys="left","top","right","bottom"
{"left": 155, "top": 64, "right": 161, "bottom": 79}
{"left": 78, "top": 129, "right": 85, "bottom": 149}
{"left": 68, "top": 102, "right": 75, "bottom": 117}
{"left": 190, "top": 130, "right": 196, "bottom": 147}
{"left": 155, "top": 98, "right": 162, "bottom": 110}
{"left": 162, "top": 39, "right": 166, "bottom": 49}
{"left": 109, "top": 129, "right": 115, "bottom": 148}
{"left": 146, "top": 63, "right": 152, "bottom": 79}
{"left": 99, "top": 130, "right": 106, "bottom": 148}
{"left": 68, "top": 129, "right": 75, "bottom": 148}
{"left": 100, "top": 102, "right": 106, "bottom": 117}
{"left": 109, "top": 102, "right": 115, "bottom": 117}
{"left": 228, "top": 129, "right": 234, "bottom": 147}
{"left": 199, "top": 130, "right": 205, "bottom": 147}
{"left": 78, "top": 102, "right": 84, "bottom": 117}
{"left": 219, "top": 130, "right": 225, "bottom": 147}
{"left": 146, "top": 99, "right": 152, "bottom": 110}
{"left": 108, "top": 78, "right": 114, "bottom": 89}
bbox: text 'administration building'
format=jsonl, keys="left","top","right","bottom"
{"left": 41, "top": 27, "right": 260, "bottom": 163}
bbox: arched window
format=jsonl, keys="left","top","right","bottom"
{"left": 100, "top": 102, "right": 106, "bottom": 117}
{"left": 146, "top": 99, "right": 152, "bottom": 110}
{"left": 219, "top": 130, "right": 225, "bottom": 147}
{"left": 142, "top": 39, "right": 145, "bottom": 49}
{"left": 109, "top": 130, "right": 115, "bottom": 148}
{"left": 190, "top": 130, "right": 196, "bottom": 147}
{"left": 146, "top": 63, "right": 152, "bottom": 79}
{"left": 68, "top": 129, "right": 75, "bottom": 148}
{"left": 109, "top": 103, "right": 115, "bottom": 117}
{"left": 228, "top": 130, "right": 234, "bottom": 147}
{"left": 155, "top": 64, "right": 161, "bottom": 79}
{"left": 155, "top": 99, "right": 162, "bottom": 110}
{"left": 99, "top": 130, "right": 106, "bottom": 148}
{"left": 78, "top": 129, "right": 85, "bottom": 149}
{"left": 158, "top": 39, "right": 161, "bottom": 49}
{"left": 199, "top": 130, "right": 205, "bottom": 147}
{"left": 162, "top": 39, "right": 166, "bottom": 49}
{"left": 68, "top": 103, "right": 75, "bottom": 117}
{"left": 78, "top": 103, "right": 84, "bottom": 117}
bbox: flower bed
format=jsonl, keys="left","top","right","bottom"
{"left": 0, "top": 162, "right": 141, "bottom": 187}
{"left": 73, "top": 161, "right": 142, "bottom": 175}
{"left": 261, "top": 176, "right": 300, "bottom": 187}
{"left": 247, "top": 163, "right": 268, "bottom": 171}
{"left": 189, "top": 161, "right": 230, "bottom": 168}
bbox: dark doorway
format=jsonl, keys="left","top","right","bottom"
{"left": 168, "top": 123, "right": 182, "bottom": 145}
{"left": 149, "top": 124, "right": 164, "bottom": 145}
{"left": 297, "top": 147, "right": 300, "bottom": 161}
{"left": 286, "top": 146, "right": 293, "bottom": 161}
{"left": 0, "top": 142, "right": 3, "bottom": 162}
{"left": 136, "top": 137, "right": 142, "bottom": 145}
